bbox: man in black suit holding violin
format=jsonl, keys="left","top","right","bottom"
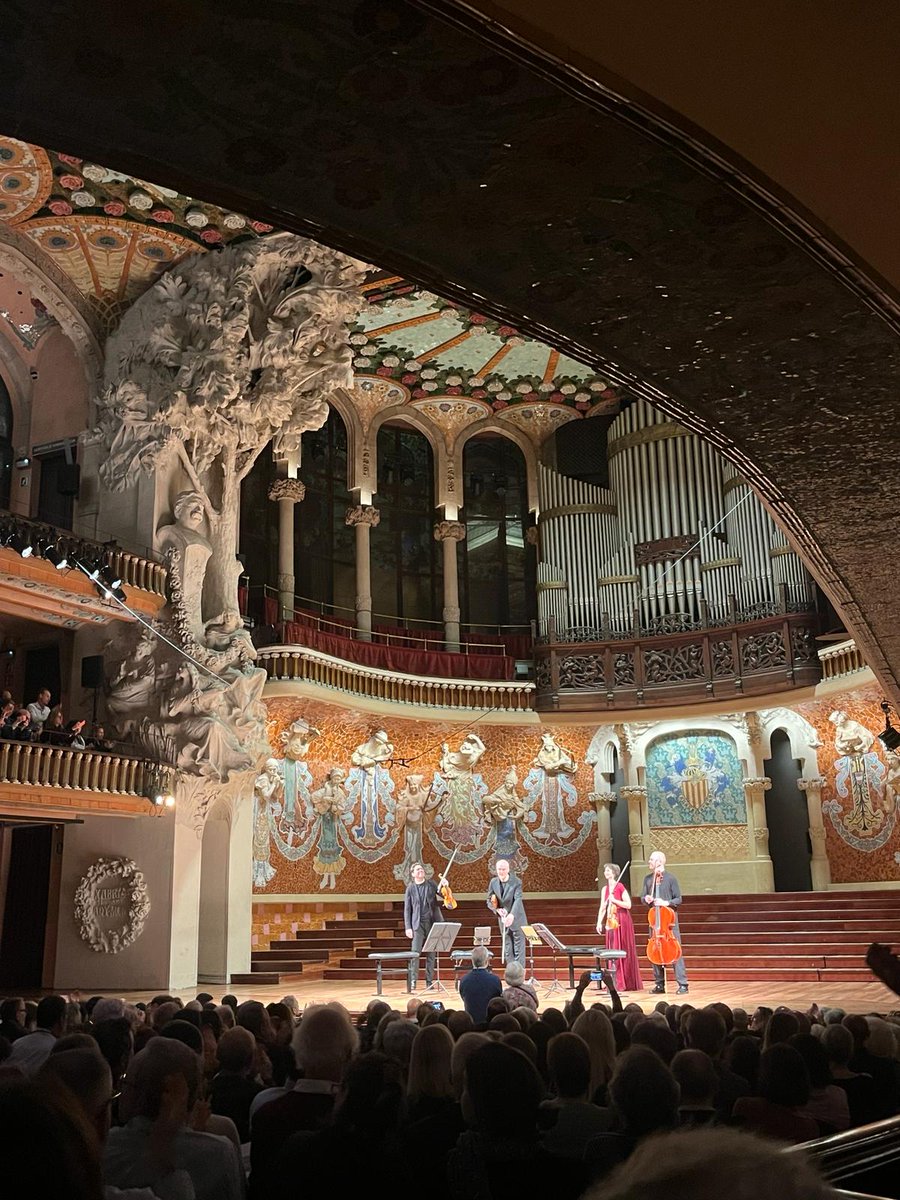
{"left": 641, "top": 850, "right": 689, "bottom": 995}
{"left": 404, "top": 862, "right": 445, "bottom": 989}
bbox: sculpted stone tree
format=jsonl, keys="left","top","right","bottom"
{"left": 93, "top": 232, "right": 366, "bottom": 621}
{"left": 92, "top": 233, "right": 365, "bottom": 783}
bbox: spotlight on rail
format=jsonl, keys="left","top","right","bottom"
{"left": 878, "top": 702, "right": 900, "bottom": 752}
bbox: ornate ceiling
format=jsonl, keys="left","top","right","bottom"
{"left": 0, "top": 134, "right": 625, "bottom": 431}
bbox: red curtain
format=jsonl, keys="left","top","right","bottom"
{"left": 280, "top": 622, "right": 514, "bottom": 680}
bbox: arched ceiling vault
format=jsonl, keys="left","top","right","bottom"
{"left": 3, "top": 2, "right": 900, "bottom": 700}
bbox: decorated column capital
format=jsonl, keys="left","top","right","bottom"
{"left": 590, "top": 791, "right": 617, "bottom": 810}
{"left": 345, "top": 504, "right": 381, "bottom": 528}
{"left": 797, "top": 777, "right": 825, "bottom": 794}
{"left": 434, "top": 519, "right": 466, "bottom": 543}
{"left": 627, "top": 832, "right": 646, "bottom": 848}
{"left": 268, "top": 478, "right": 307, "bottom": 503}
{"left": 742, "top": 777, "right": 772, "bottom": 797}
{"left": 620, "top": 786, "right": 647, "bottom": 803}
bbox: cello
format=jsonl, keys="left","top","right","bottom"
{"left": 646, "top": 864, "right": 682, "bottom": 966}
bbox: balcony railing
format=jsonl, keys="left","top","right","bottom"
{"left": 534, "top": 610, "right": 821, "bottom": 710}
{"left": 818, "top": 637, "right": 868, "bottom": 681}
{"left": 0, "top": 740, "right": 154, "bottom": 795}
{"left": 258, "top": 645, "right": 535, "bottom": 712}
{"left": 0, "top": 510, "right": 167, "bottom": 598}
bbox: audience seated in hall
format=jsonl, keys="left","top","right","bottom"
{"left": 5, "top": 948, "right": 900, "bottom": 1200}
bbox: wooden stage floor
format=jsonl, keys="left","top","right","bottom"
{"left": 129, "top": 971, "right": 900, "bottom": 1016}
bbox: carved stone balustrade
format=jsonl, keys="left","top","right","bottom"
{"left": 534, "top": 611, "right": 821, "bottom": 711}
{"left": 818, "top": 638, "right": 869, "bottom": 681}
{"left": 0, "top": 741, "right": 161, "bottom": 820}
{"left": 258, "top": 645, "right": 534, "bottom": 712}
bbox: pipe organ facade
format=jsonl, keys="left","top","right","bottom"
{"left": 537, "top": 399, "right": 814, "bottom": 639}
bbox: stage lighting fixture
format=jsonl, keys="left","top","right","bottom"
{"left": 878, "top": 702, "right": 900, "bottom": 751}
{"left": 42, "top": 542, "right": 69, "bottom": 570}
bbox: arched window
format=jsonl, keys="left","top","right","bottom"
{"left": 460, "top": 435, "right": 535, "bottom": 630}
{"left": 0, "top": 375, "right": 12, "bottom": 510}
{"left": 371, "top": 423, "right": 442, "bottom": 625}
{"left": 295, "top": 409, "right": 354, "bottom": 612}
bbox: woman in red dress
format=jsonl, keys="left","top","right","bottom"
{"left": 597, "top": 862, "right": 643, "bottom": 993}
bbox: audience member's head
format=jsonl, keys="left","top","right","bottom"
{"left": 236, "top": 1000, "right": 273, "bottom": 1045}
{"left": 540, "top": 1008, "right": 567, "bottom": 1036}
{"left": 504, "top": 961, "right": 526, "bottom": 987}
{"left": 122, "top": 1037, "right": 200, "bottom": 1120}
{"left": 292, "top": 1005, "right": 357, "bottom": 1082}
{"left": 821, "top": 1023, "right": 854, "bottom": 1068}
{"left": 447, "top": 1010, "right": 474, "bottom": 1040}
{"left": 571, "top": 1008, "right": 617, "bottom": 1097}
{"left": 221, "top": 994, "right": 238, "bottom": 1010}
{"left": 471, "top": 945, "right": 489, "bottom": 969}
{"left": 608, "top": 1046, "right": 680, "bottom": 1138}
{"left": 90, "top": 998, "right": 126, "bottom": 1026}
{"left": 381, "top": 1018, "right": 417, "bottom": 1074}
{"left": 590, "top": 1126, "right": 839, "bottom": 1200}
{"left": 151, "top": 1001, "right": 181, "bottom": 1031}
{"left": 407, "top": 1022, "right": 454, "bottom": 1101}
{"left": 0, "top": 1075, "right": 104, "bottom": 1200}
{"left": 36, "top": 994, "right": 68, "bottom": 1037}
{"left": 216, "top": 1026, "right": 257, "bottom": 1075}
{"left": 671, "top": 1049, "right": 717, "bottom": 1108}
{"left": 726, "top": 1035, "right": 761, "bottom": 1090}
{"left": 488, "top": 1013, "right": 520, "bottom": 1034}
{"left": 51, "top": 1034, "right": 97, "bottom": 1054}
{"left": 788, "top": 1033, "right": 832, "bottom": 1090}
{"left": 462, "top": 1042, "right": 544, "bottom": 1139}
{"left": 332, "top": 1051, "right": 405, "bottom": 1138}
{"left": 631, "top": 1017, "right": 678, "bottom": 1065}
{"left": 216, "top": 1004, "right": 235, "bottom": 1031}
{"left": 547, "top": 1032, "right": 592, "bottom": 1100}
{"left": 39, "top": 1046, "right": 114, "bottom": 1143}
{"left": 732, "top": 1007, "right": 750, "bottom": 1033}
{"left": 757, "top": 1044, "right": 810, "bottom": 1108}
{"left": 92, "top": 1018, "right": 133, "bottom": 1087}
{"left": 485, "top": 997, "right": 509, "bottom": 1021}
{"left": 450, "top": 1031, "right": 491, "bottom": 1099}
{"left": 763, "top": 1010, "right": 800, "bottom": 1051}
{"left": 158, "top": 1020, "right": 203, "bottom": 1057}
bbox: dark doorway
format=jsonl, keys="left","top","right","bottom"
{"left": 0, "top": 824, "right": 56, "bottom": 988}
{"left": 23, "top": 645, "right": 61, "bottom": 711}
{"left": 36, "top": 450, "right": 77, "bottom": 530}
{"left": 764, "top": 729, "right": 813, "bottom": 891}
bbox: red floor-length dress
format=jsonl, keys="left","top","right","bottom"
{"left": 603, "top": 881, "right": 643, "bottom": 992}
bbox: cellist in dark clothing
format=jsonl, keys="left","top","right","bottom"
{"left": 641, "top": 850, "right": 689, "bottom": 995}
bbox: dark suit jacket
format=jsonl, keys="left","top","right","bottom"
{"left": 486, "top": 874, "right": 527, "bottom": 929}
{"left": 640, "top": 870, "right": 683, "bottom": 910}
{"left": 404, "top": 878, "right": 442, "bottom": 932}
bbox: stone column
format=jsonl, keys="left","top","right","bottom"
{"left": 620, "top": 785, "right": 648, "bottom": 865}
{"left": 345, "top": 504, "right": 380, "bottom": 641}
{"left": 797, "top": 777, "right": 831, "bottom": 890}
{"left": 590, "top": 790, "right": 616, "bottom": 882}
{"left": 267, "top": 478, "right": 306, "bottom": 622}
{"left": 434, "top": 520, "right": 467, "bottom": 652}
{"left": 742, "top": 777, "right": 772, "bottom": 861}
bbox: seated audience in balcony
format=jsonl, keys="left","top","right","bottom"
{"left": 7, "top": 994, "right": 68, "bottom": 1074}
{"left": 26, "top": 687, "right": 52, "bottom": 730}
{"left": 0, "top": 699, "right": 15, "bottom": 729}
{"left": 88, "top": 723, "right": 115, "bottom": 752}
{"left": 40, "top": 708, "right": 69, "bottom": 745}
{"left": 5, "top": 708, "right": 33, "bottom": 740}
{"left": 67, "top": 718, "right": 88, "bottom": 750}
{"left": 0, "top": 996, "right": 27, "bottom": 1042}
{"left": 458, "top": 945, "right": 503, "bottom": 1024}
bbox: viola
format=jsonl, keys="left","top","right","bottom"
{"left": 646, "top": 869, "right": 682, "bottom": 966}
{"left": 437, "top": 846, "right": 459, "bottom": 910}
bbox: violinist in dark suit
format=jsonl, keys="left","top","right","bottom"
{"left": 487, "top": 858, "right": 528, "bottom": 967}
{"left": 404, "top": 862, "right": 444, "bottom": 989}
{"left": 641, "top": 850, "right": 689, "bottom": 995}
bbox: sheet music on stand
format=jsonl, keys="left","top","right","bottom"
{"left": 531, "top": 921, "right": 567, "bottom": 996}
{"left": 421, "top": 921, "right": 462, "bottom": 995}
{"left": 473, "top": 926, "right": 492, "bottom": 946}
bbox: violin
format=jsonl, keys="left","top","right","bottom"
{"left": 646, "top": 867, "right": 682, "bottom": 966}
{"left": 601, "top": 860, "right": 630, "bottom": 932}
{"left": 437, "top": 847, "right": 458, "bottom": 910}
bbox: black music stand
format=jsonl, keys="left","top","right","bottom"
{"left": 521, "top": 924, "right": 541, "bottom": 989}
{"left": 422, "top": 921, "right": 462, "bottom": 995}
{"left": 532, "top": 921, "right": 568, "bottom": 997}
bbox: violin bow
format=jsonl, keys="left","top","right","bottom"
{"left": 437, "top": 844, "right": 458, "bottom": 888}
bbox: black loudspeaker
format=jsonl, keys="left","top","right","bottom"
{"left": 81, "top": 655, "right": 104, "bottom": 689}
{"left": 553, "top": 414, "right": 613, "bottom": 488}
{"left": 58, "top": 463, "right": 81, "bottom": 496}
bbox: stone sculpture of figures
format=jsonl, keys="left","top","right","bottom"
{"left": 348, "top": 730, "right": 395, "bottom": 847}
{"left": 394, "top": 774, "right": 441, "bottom": 881}
{"left": 484, "top": 765, "right": 528, "bottom": 871}
{"left": 253, "top": 759, "right": 284, "bottom": 887}
{"left": 438, "top": 733, "right": 488, "bottom": 846}
{"left": 529, "top": 732, "right": 578, "bottom": 844}
{"left": 279, "top": 718, "right": 320, "bottom": 837}
{"left": 311, "top": 768, "right": 348, "bottom": 890}
{"left": 829, "top": 710, "right": 875, "bottom": 757}
{"left": 156, "top": 491, "right": 214, "bottom": 646}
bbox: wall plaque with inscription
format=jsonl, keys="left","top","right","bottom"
{"left": 74, "top": 857, "right": 150, "bottom": 953}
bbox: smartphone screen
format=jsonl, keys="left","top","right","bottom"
{"left": 589, "top": 971, "right": 605, "bottom": 981}
{"left": 430, "top": 1000, "right": 445, "bottom": 1011}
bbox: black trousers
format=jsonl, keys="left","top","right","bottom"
{"left": 410, "top": 921, "right": 435, "bottom": 987}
